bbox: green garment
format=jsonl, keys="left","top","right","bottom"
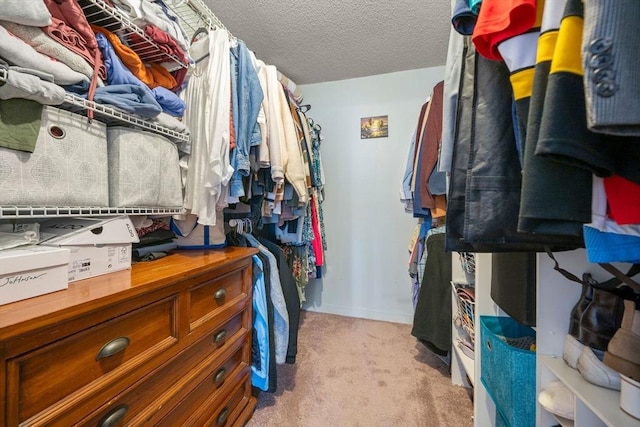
{"left": 0, "top": 98, "right": 42, "bottom": 153}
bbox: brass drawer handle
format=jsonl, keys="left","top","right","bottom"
{"left": 213, "top": 368, "right": 227, "bottom": 385}
{"left": 214, "top": 329, "right": 227, "bottom": 345}
{"left": 96, "top": 336, "right": 130, "bottom": 360}
{"left": 214, "top": 288, "right": 227, "bottom": 300}
{"left": 216, "top": 407, "right": 229, "bottom": 425}
{"left": 98, "top": 404, "right": 128, "bottom": 427}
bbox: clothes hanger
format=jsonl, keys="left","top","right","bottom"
{"left": 190, "top": 27, "right": 209, "bottom": 45}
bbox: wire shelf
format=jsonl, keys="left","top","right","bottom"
{"left": 452, "top": 281, "right": 476, "bottom": 343}
{"left": 0, "top": 206, "right": 185, "bottom": 219}
{"left": 166, "top": 0, "right": 235, "bottom": 41}
{"left": 62, "top": 93, "right": 189, "bottom": 142}
{"left": 78, "top": 0, "right": 189, "bottom": 69}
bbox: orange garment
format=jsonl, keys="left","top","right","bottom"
{"left": 229, "top": 88, "right": 236, "bottom": 150}
{"left": 91, "top": 24, "right": 176, "bottom": 89}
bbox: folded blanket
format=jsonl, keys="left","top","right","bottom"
{"left": 0, "top": 68, "right": 66, "bottom": 105}
{"left": 91, "top": 84, "right": 162, "bottom": 118}
{"left": 152, "top": 112, "right": 190, "bottom": 135}
{"left": 0, "top": 24, "right": 89, "bottom": 85}
{"left": 0, "top": 0, "right": 51, "bottom": 26}
{"left": 6, "top": 66, "right": 55, "bottom": 83}
{"left": 92, "top": 25, "right": 176, "bottom": 89}
{"left": 0, "top": 21, "right": 103, "bottom": 86}
{"left": 42, "top": 0, "right": 106, "bottom": 81}
{"left": 152, "top": 86, "right": 185, "bottom": 117}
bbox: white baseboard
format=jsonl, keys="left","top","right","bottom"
{"left": 302, "top": 303, "right": 413, "bottom": 325}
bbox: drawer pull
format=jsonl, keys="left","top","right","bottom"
{"left": 214, "top": 329, "right": 227, "bottom": 344}
{"left": 98, "top": 404, "right": 128, "bottom": 427}
{"left": 96, "top": 336, "right": 130, "bottom": 360}
{"left": 216, "top": 407, "right": 229, "bottom": 425}
{"left": 214, "top": 288, "right": 227, "bottom": 300}
{"left": 213, "top": 368, "right": 227, "bottom": 385}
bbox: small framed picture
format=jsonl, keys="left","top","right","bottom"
{"left": 360, "top": 115, "right": 388, "bottom": 139}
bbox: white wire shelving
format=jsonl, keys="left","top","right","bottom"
{"left": 166, "top": 0, "right": 234, "bottom": 41}
{"left": 62, "top": 93, "right": 189, "bottom": 142}
{"left": 0, "top": 0, "right": 242, "bottom": 219}
{"left": 0, "top": 206, "right": 185, "bottom": 219}
{"left": 78, "top": 0, "right": 190, "bottom": 69}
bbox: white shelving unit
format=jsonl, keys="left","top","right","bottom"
{"left": 455, "top": 250, "right": 640, "bottom": 426}
{"left": 451, "top": 254, "right": 476, "bottom": 388}
{"left": 537, "top": 250, "right": 640, "bottom": 427}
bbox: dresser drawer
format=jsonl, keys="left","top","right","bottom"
{"left": 6, "top": 296, "right": 178, "bottom": 425}
{"left": 205, "top": 374, "right": 252, "bottom": 427}
{"left": 84, "top": 322, "right": 249, "bottom": 427}
{"left": 158, "top": 369, "right": 251, "bottom": 427}
{"left": 188, "top": 266, "right": 250, "bottom": 332}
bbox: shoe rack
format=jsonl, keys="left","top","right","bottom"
{"left": 451, "top": 251, "right": 640, "bottom": 427}
{"left": 537, "top": 250, "right": 640, "bottom": 427}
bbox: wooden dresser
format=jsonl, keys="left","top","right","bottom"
{"left": 0, "top": 247, "right": 258, "bottom": 427}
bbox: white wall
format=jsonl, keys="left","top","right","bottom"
{"left": 301, "top": 66, "right": 445, "bottom": 324}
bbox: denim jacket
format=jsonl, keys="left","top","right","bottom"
{"left": 229, "top": 41, "right": 264, "bottom": 197}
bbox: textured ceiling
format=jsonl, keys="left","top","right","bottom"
{"left": 202, "top": 0, "right": 451, "bottom": 85}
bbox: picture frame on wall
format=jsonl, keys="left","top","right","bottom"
{"left": 360, "top": 115, "right": 388, "bottom": 139}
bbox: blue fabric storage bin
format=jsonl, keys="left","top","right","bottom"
{"left": 480, "top": 316, "right": 536, "bottom": 427}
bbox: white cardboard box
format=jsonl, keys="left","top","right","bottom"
{"left": 40, "top": 216, "right": 139, "bottom": 282}
{"left": 0, "top": 246, "right": 70, "bottom": 305}
{"left": 65, "top": 244, "right": 132, "bottom": 282}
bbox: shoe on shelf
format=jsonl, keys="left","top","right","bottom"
{"left": 620, "top": 374, "right": 640, "bottom": 420}
{"left": 569, "top": 283, "right": 593, "bottom": 339}
{"left": 563, "top": 334, "right": 584, "bottom": 369}
{"left": 604, "top": 300, "right": 640, "bottom": 382}
{"left": 576, "top": 345, "right": 621, "bottom": 390}
{"left": 538, "top": 381, "right": 575, "bottom": 420}
{"left": 578, "top": 287, "right": 624, "bottom": 351}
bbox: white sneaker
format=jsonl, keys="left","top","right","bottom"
{"left": 577, "top": 345, "right": 621, "bottom": 390}
{"left": 563, "top": 334, "right": 585, "bottom": 369}
{"left": 538, "top": 381, "right": 575, "bottom": 420}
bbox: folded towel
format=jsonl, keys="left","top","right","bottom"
{"left": 0, "top": 21, "right": 103, "bottom": 86}
{"left": 0, "top": 0, "right": 51, "bottom": 26}
{"left": 0, "top": 24, "right": 88, "bottom": 85}
{"left": 0, "top": 68, "right": 66, "bottom": 105}
{"left": 0, "top": 99, "right": 42, "bottom": 153}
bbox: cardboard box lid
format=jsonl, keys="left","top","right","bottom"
{"left": 39, "top": 216, "right": 140, "bottom": 246}
{"left": 0, "top": 246, "right": 70, "bottom": 275}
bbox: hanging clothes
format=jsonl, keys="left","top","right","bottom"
{"left": 181, "top": 28, "right": 232, "bottom": 226}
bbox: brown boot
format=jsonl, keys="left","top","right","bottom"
{"left": 604, "top": 300, "right": 640, "bottom": 382}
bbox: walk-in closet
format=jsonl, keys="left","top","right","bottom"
{"left": 0, "top": 1, "right": 638, "bottom": 426}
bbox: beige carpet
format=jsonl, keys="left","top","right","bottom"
{"left": 246, "top": 311, "right": 473, "bottom": 427}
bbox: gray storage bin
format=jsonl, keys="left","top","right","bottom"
{"left": 0, "top": 107, "right": 108, "bottom": 207}
{"left": 107, "top": 127, "right": 183, "bottom": 208}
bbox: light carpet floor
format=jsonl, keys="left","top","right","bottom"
{"left": 246, "top": 310, "right": 473, "bottom": 427}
